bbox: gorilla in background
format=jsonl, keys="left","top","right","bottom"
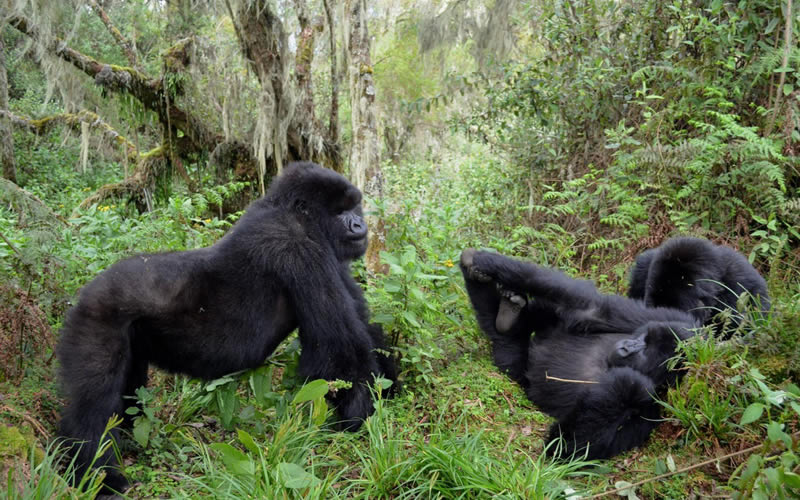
{"left": 627, "top": 237, "right": 770, "bottom": 335}
{"left": 57, "top": 162, "right": 397, "bottom": 494}
{"left": 460, "top": 249, "right": 697, "bottom": 459}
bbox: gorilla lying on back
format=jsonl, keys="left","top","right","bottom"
{"left": 460, "top": 249, "right": 697, "bottom": 459}
{"left": 627, "top": 237, "right": 770, "bottom": 335}
{"left": 57, "top": 162, "right": 396, "bottom": 493}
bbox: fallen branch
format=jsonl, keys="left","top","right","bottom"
{"left": 8, "top": 15, "right": 222, "bottom": 154}
{"left": 75, "top": 146, "right": 168, "bottom": 212}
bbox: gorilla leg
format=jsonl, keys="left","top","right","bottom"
{"left": 58, "top": 316, "right": 133, "bottom": 493}
{"left": 338, "top": 266, "right": 398, "bottom": 393}
{"left": 627, "top": 248, "right": 655, "bottom": 300}
{"left": 121, "top": 328, "right": 150, "bottom": 427}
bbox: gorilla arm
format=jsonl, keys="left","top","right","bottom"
{"left": 276, "top": 240, "right": 381, "bottom": 430}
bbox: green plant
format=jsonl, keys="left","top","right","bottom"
{"left": 728, "top": 373, "right": 800, "bottom": 499}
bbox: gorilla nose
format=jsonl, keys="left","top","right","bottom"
{"left": 349, "top": 218, "right": 367, "bottom": 238}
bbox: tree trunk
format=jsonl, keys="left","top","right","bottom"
{"left": 293, "top": 0, "right": 325, "bottom": 162}
{"left": 347, "top": 0, "right": 384, "bottom": 272}
{"left": 323, "top": 0, "right": 341, "bottom": 148}
{"left": 0, "top": 37, "right": 17, "bottom": 184}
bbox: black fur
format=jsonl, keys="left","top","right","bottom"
{"left": 628, "top": 237, "right": 770, "bottom": 335}
{"left": 460, "top": 249, "right": 696, "bottom": 459}
{"left": 57, "top": 162, "right": 397, "bottom": 493}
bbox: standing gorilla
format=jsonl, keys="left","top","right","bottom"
{"left": 627, "top": 237, "right": 770, "bottom": 335}
{"left": 57, "top": 162, "right": 396, "bottom": 493}
{"left": 460, "top": 249, "right": 697, "bottom": 459}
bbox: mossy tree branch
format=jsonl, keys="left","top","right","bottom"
{"left": 7, "top": 15, "right": 222, "bottom": 155}
{"left": 87, "top": 0, "right": 139, "bottom": 69}
{"left": 0, "top": 109, "right": 138, "bottom": 164}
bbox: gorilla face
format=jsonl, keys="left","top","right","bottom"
{"left": 271, "top": 163, "right": 369, "bottom": 263}
{"left": 334, "top": 205, "right": 369, "bottom": 261}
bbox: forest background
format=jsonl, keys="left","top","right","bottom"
{"left": 0, "top": 0, "right": 798, "bottom": 498}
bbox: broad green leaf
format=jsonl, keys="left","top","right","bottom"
{"left": 216, "top": 385, "right": 237, "bottom": 429}
{"left": 375, "top": 376, "right": 393, "bottom": 390}
{"left": 762, "top": 467, "right": 780, "bottom": 489}
{"left": 402, "top": 310, "right": 420, "bottom": 328}
{"left": 133, "top": 419, "right": 150, "bottom": 448}
{"left": 205, "top": 376, "right": 235, "bottom": 391}
{"left": 311, "top": 398, "right": 328, "bottom": 426}
{"left": 293, "top": 379, "right": 329, "bottom": 404}
{"left": 277, "top": 462, "right": 320, "bottom": 489}
{"left": 766, "top": 421, "right": 789, "bottom": 446}
{"left": 372, "top": 312, "right": 394, "bottom": 324}
{"left": 410, "top": 286, "right": 426, "bottom": 302}
{"left": 784, "top": 471, "right": 800, "bottom": 489}
{"left": 739, "top": 403, "right": 764, "bottom": 425}
{"left": 237, "top": 429, "right": 259, "bottom": 455}
{"left": 211, "top": 443, "right": 254, "bottom": 476}
{"left": 249, "top": 366, "right": 272, "bottom": 405}
{"left": 764, "top": 17, "right": 779, "bottom": 35}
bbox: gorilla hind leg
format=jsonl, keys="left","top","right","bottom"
{"left": 57, "top": 319, "right": 134, "bottom": 493}
{"left": 121, "top": 326, "right": 150, "bottom": 427}
{"left": 495, "top": 286, "right": 527, "bottom": 334}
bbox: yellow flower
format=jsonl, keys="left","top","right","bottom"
{"left": 204, "top": 218, "right": 212, "bottom": 224}
{"left": 443, "top": 259, "right": 454, "bottom": 268}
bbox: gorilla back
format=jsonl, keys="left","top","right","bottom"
{"left": 57, "top": 162, "right": 396, "bottom": 493}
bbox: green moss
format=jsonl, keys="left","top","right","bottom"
{"left": 0, "top": 425, "right": 42, "bottom": 464}
{"left": 140, "top": 145, "right": 165, "bottom": 159}
{"left": 0, "top": 426, "right": 28, "bottom": 458}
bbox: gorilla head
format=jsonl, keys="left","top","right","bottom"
{"left": 264, "top": 163, "right": 368, "bottom": 261}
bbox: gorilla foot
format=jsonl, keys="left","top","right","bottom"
{"left": 495, "top": 286, "right": 527, "bottom": 334}
{"left": 460, "top": 249, "right": 492, "bottom": 283}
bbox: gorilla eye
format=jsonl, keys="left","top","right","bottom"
{"left": 294, "top": 200, "right": 309, "bottom": 215}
